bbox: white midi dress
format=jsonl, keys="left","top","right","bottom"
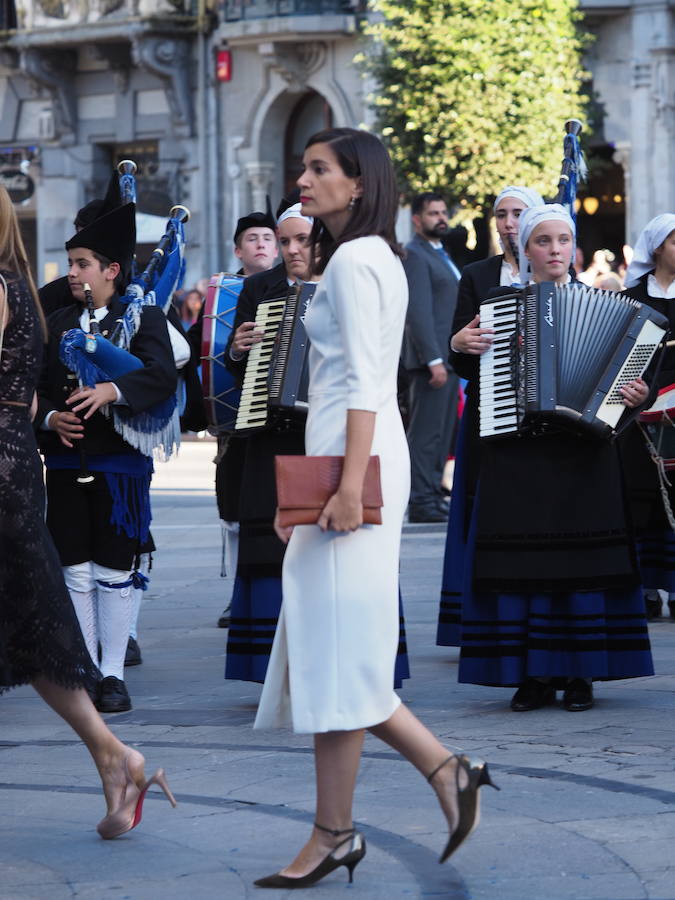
{"left": 254, "top": 236, "right": 410, "bottom": 734}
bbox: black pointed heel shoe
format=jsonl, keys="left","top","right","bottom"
{"left": 428, "top": 754, "right": 500, "bottom": 863}
{"left": 254, "top": 823, "right": 366, "bottom": 889}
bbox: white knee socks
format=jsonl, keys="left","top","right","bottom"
{"left": 67, "top": 588, "right": 99, "bottom": 667}
{"left": 97, "top": 578, "right": 134, "bottom": 680}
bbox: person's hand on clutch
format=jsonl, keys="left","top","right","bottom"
{"left": 274, "top": 509, "right": 294, "bottom": 544}
{"left": 318, "top": 488, "right": 363, "bottom": 532}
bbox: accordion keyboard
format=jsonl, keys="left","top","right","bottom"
{"left": 234, "top": 298, "right": 286, "bottom": 431}
{"left": 479, "top": 296, "right": 520, "bottom": 437}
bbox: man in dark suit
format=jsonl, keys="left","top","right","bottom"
{"left": 402, "top": 192, "right": 460, "bottom": 522}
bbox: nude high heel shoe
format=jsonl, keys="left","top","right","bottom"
{"left": 427, "top": 754, "right": 500, "bottom": 863}
{"left": 97, "top": 758, "right": 177, "bottom": 839}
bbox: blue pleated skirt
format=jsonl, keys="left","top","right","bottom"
{"left": 454, "top": 482, "right": 653, "bottom": 686}
{"left": 458, "top": 586, "right": 654, "bottom": 686}
{"left": 225, "top": 574, "right": 411, "bottom": 688}
{"left": 637, "top": 529, "right": 675, "bottom": 593}
{"left": 436, "top": 414, "right": 469, "bottom": 648}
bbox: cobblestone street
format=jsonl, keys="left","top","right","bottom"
{"left": 2, "top": 442, "right": 675, "bottom": 900}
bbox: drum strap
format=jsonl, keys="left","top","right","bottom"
{"left": 639, "top": 420, "right": 675, "bottom": 532}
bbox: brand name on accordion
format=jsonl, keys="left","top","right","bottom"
{"left": 545, "top": 295, "right": 554, "bottom": 328}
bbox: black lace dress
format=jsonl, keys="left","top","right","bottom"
{"left": 0, "top": 271, "right": 99, "bottom": 693}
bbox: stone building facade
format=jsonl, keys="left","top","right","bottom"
{"left": 0, "top": 0, "right": 369, "bottom": 286}
{"left": 215, "top": 1, "right": 370, "bottom": 260}
{"left": 0, "top": 0, "right": 672, "bottom": 285}
{"left": 580, "top": 0, "right": 675, "bottom": 247}
{"left": 0, "top": 0, "right": 213, "bottom": 285}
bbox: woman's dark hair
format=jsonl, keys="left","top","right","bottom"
{"left": 304, "top": 127, "right": 403, "bottom": 273}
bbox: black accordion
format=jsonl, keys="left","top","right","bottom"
{"left": 234, "top": 281, "right": 316, "bottom": 433}
{"left": 479, "top": 281, "right": 668, "bottom": 440}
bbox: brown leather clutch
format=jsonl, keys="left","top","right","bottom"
{"left": 275, "top": 455, "right": 383, "bottom": 528}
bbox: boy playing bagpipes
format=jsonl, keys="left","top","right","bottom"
{"left": 36, "top": 202, "right": 177, "bottom": 713}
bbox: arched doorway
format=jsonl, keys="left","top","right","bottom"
{"left": 576, "top": 144, "right": 626, "bottom": 266}
{"left": 284, "top": 90, "right": 333, "bottom": 196}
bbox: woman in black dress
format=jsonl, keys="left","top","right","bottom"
{"left": 621, "top": 213, "right": 675, "bottom": 618}
{"left": 223, "top": 202, "right": 315, "bottom": 682}
{"left": 437, "top": 184, "right": 543, "bottom": 646}
{"left": 448, "top": 203, "right": 653, "bottom": 712}
{"left": 0, "top": 186, "right": 174, "bottom": 839}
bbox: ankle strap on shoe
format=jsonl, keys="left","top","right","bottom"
{"left": 314, "top": 822, "right": 355, "bottom": 837}
{"left": 426, "top": 754, "right": 455, "bottom": 784}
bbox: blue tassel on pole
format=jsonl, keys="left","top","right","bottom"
{"left": 560, "top": 126, "right": 588, "bottom": 224}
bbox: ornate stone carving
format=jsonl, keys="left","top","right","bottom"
{"left": 652, "top": 48, "right": 675, "bottom": 135}
{"left": 20, "top": 47, "right": 77, "bottom": 138}
{"left": 37, "top": 0, "right": 68, "bottom": 18}
{"left": 258, "top": 41, "right": 327, "bottom": 93}
{"left": 100, "top": 0, "right": 126, "bottom": 14}
{"left": 132, "top": 35, "right": 194, "bottom": 134}
{"left": 18, "top": 0, "right": 194, "bottom": 27}
{"left": 612, "top": 142, "right": 630, "bottom": 172}
{"left": 244, "top": 160, "right": 275, "bottom": 211}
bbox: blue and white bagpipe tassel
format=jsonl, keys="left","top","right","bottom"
{"left": 554, "top": 118, "right": 588, "bottom": 223}
{"left": 58, "top": 329, "right": 180, "bottom": 460}
{"left": 112, "top": 401, "right": 181, "bottom": 461}
{"left": 109, "top": 204, "right": 189, "bottom": 459}
{"left": 116, "top": 205, "right": 189, "bottom": 346}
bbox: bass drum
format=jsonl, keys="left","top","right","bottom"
{"left": 200, "top": 272, "right": 244, "bottom": 433}
{"left": 639, "top": 383, "right": 675, "bottom": 470}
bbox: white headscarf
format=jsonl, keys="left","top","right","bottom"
{"left": 493, "top": 185, "right": 545, "bottom": 213}
{"left": 277, "top": 202, "right": 314, "bottom": 228}
{"left": 624, "top": 213, "right": 675, "bottom": 288}
{"left": 517, "top": 203, "right": 576, "bottom": 285}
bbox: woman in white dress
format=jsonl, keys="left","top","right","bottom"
{"left": 253, "top": 128, "right": 497, "bottom": 889}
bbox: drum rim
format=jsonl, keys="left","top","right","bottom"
{"left": 201, "top": 273, "right": 244, "bottom": 432}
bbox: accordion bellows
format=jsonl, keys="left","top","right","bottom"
{"left": 479, "top": 282, "right": 669, "bottom": 440}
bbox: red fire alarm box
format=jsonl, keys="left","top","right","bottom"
{"left": 216, "top": 50, "right": 232, "bottom": 83}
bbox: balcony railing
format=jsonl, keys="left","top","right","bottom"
{"left": 10, "top": 0, "right": 198, "bottom": 32}
{"left": 222, "top": 0, "right": 366, "bottom": 21}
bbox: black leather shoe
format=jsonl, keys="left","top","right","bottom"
{"left": 669, "top": 597, "right": 675, "bottom": 620}
{"left": 124, "top": 636, "right": 142, "bottom": 667}
{"left": 217, "top": 605, "right": 231, "bottom": 628}
{"left": 510, "top": 680, "right": 556, "bottom": 711}
{"left": 97, "top": 676, "right": 132, "bottom": 713}
{"left": 408, "top": 506, "right": 447, "bottom": 523}
{"left": 563, "top": 679, "right": 593, "bottom": 711}
{"left": 645, "top": 590, "right": 662, "bottom": 620}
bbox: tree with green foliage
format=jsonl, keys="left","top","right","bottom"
{"left": 360, "top": 0, "right": 588, "bottom": 210}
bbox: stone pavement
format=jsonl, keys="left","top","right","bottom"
{"left": 2, "top": 441, "right": 675, "bottom": 900}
